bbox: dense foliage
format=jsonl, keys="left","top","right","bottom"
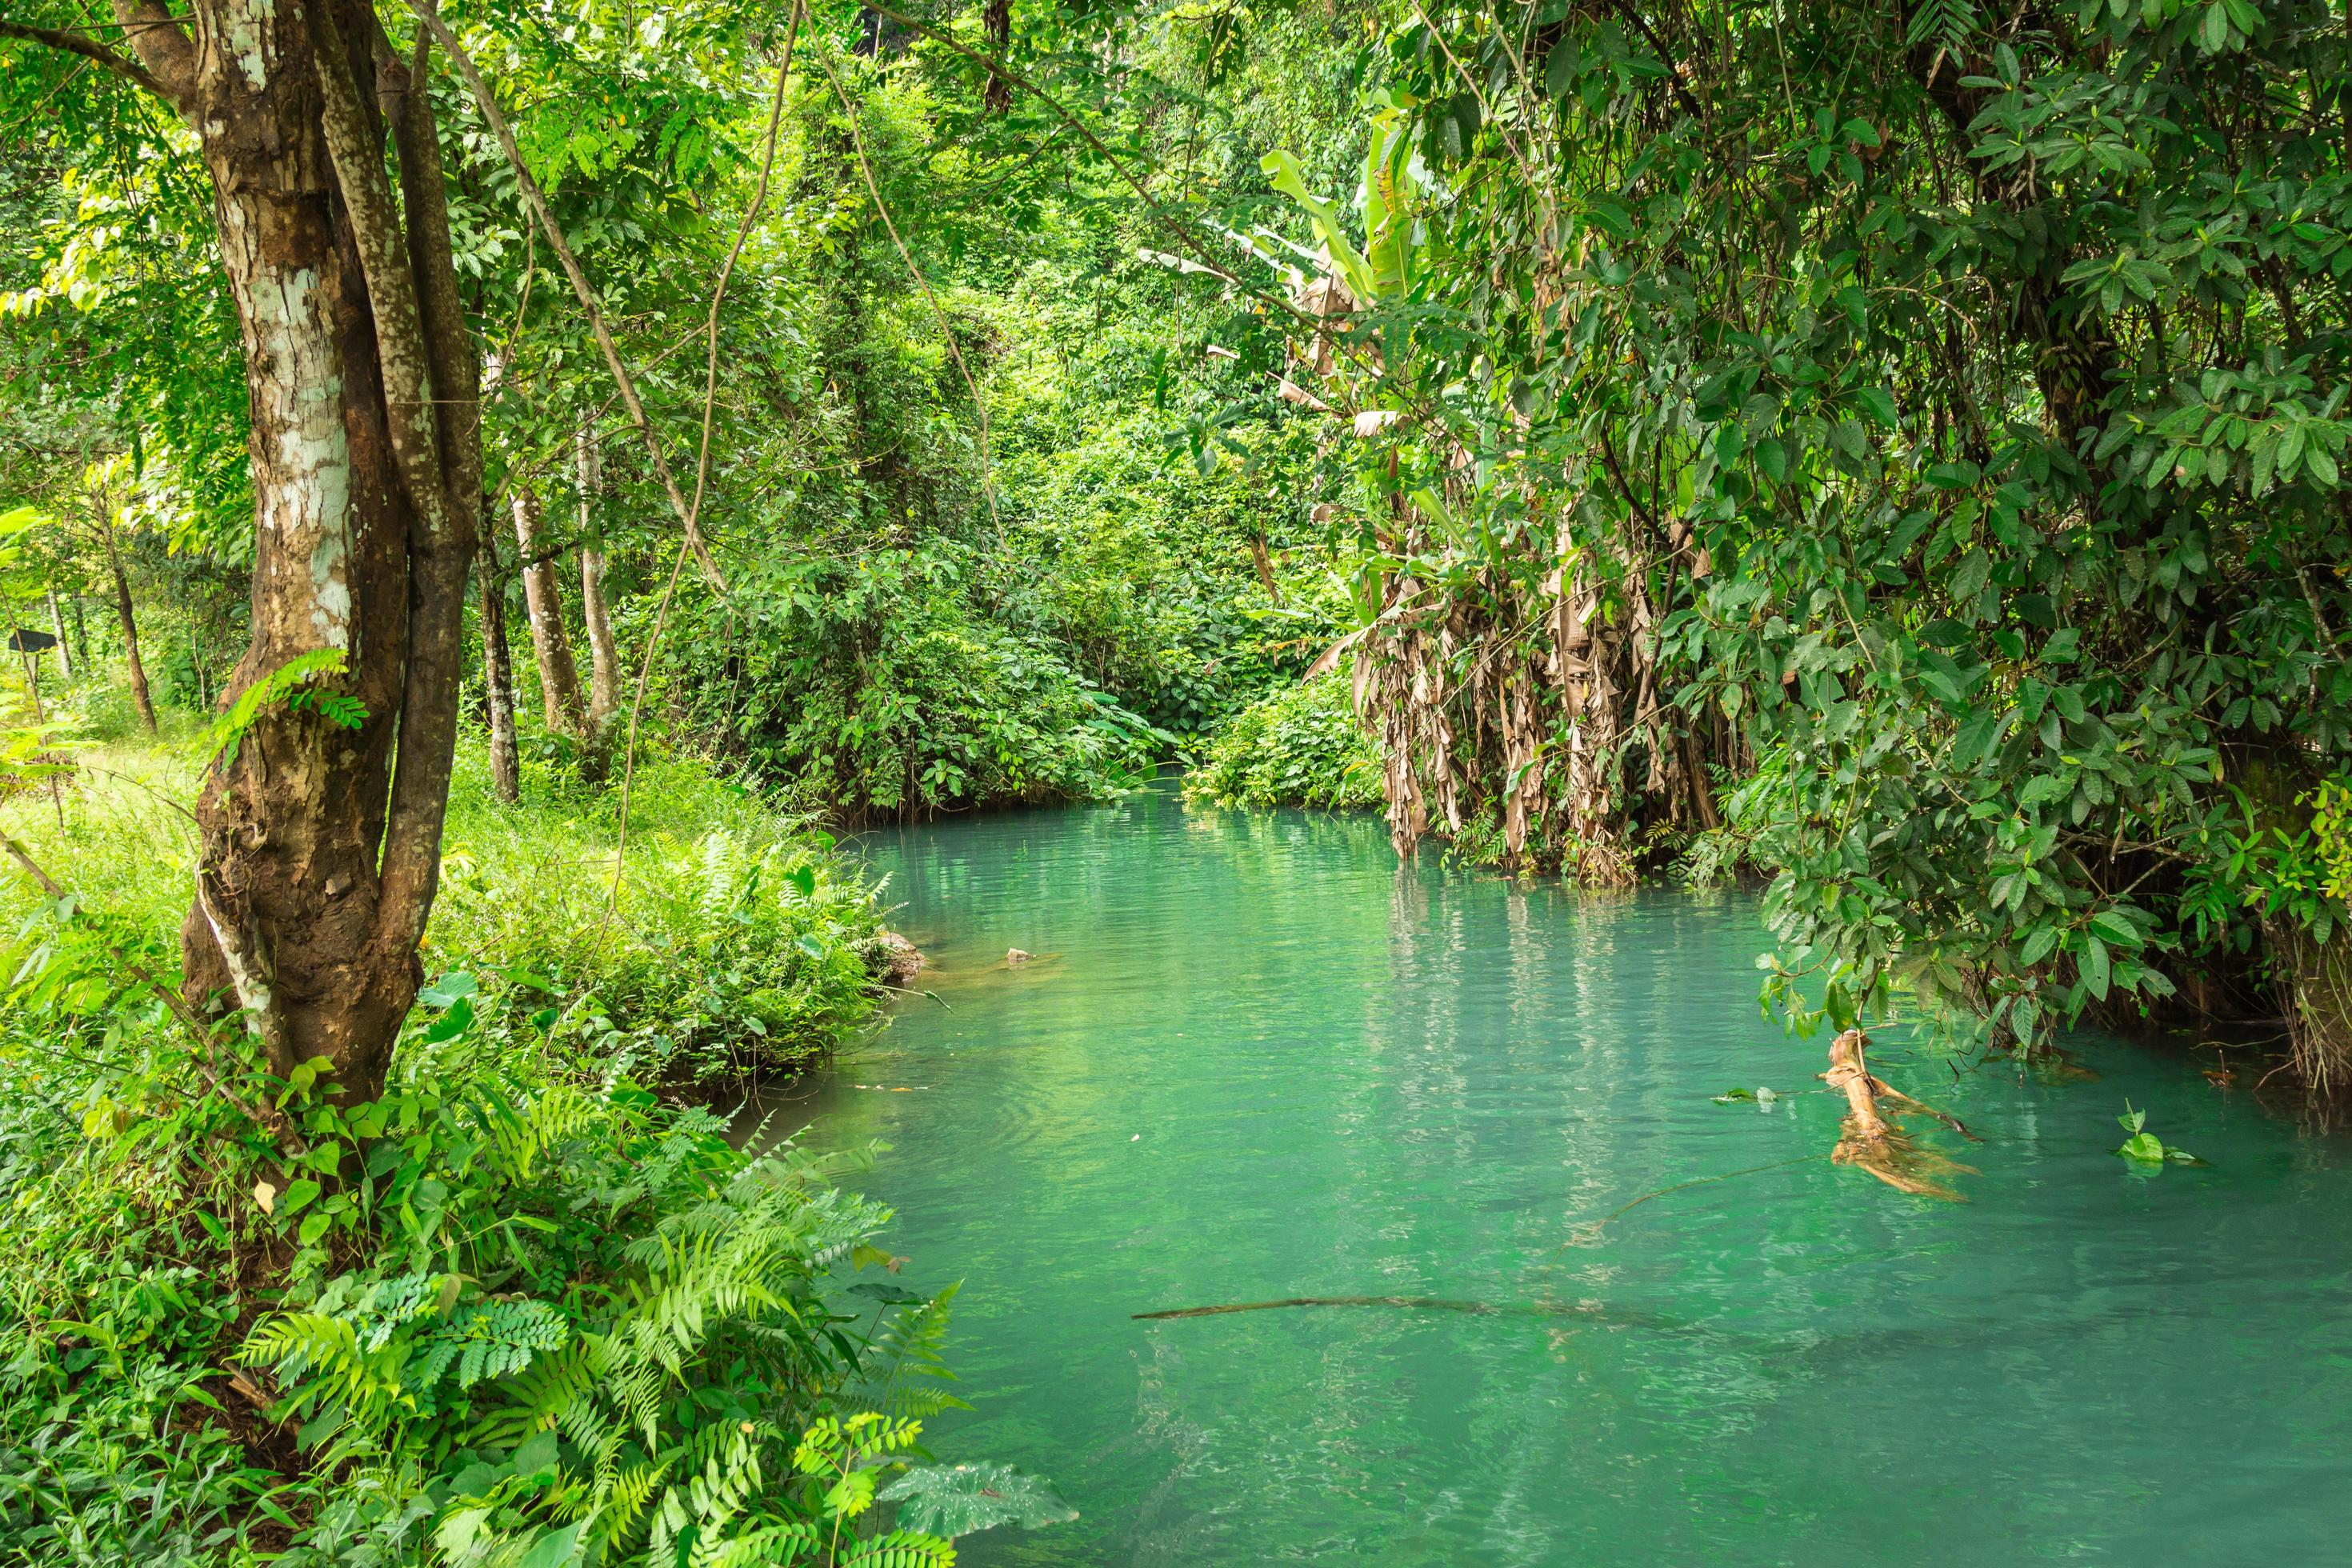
{"left": 1184, "top": 671, "right": 1384, "bottom": 810}
{"left": 1224, "top": 0, "right": 2352, "bottom": 1078}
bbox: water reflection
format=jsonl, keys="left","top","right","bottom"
{"left": 761, "top": 781, "right": 2352, "bottom": 1567}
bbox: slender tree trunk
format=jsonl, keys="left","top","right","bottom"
{"left": 478, "top": 538, "right": 521, "bottom": 803}
{"left": 100, "top": 0, "right": 483, "bottom": 1104}
{"left": 46, "top": 589, "right": 72, "bottom": 679}
{"left": 190, "top": 615, "right": 210, "bottom": 710}
{"left": 577, "top": 425, "right": 620, "bottom": 734}
{"left": 982, "top": 0, "right": 1012, "bottom": 110}
{"left": 511, "top": 486, "right": 588, "bottom": 738}
{"left": 97, "top": 510, "right": 158, "bottom": 734}
{"left": 69, "top": 594, "right": 89, "bottom": 671}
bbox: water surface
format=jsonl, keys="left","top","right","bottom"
{"left": 777, "top": 780, "right": 2352, "bottom": 1566}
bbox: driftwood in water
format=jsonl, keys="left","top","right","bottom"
{"left": 1822, "top": 1028, "right": 1977, "bottom": 1198}
{"left": 1134, "top": 1297, "right": 1678, "bottom": 1329}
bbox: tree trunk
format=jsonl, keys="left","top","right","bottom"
{"left": 577, "top": 423, "right": 619, "bottom": 733}
{"left": 46, "top": 589, "right": 73, "bottom": 680}
{"left": 511, "top": 486, "right": 588, "bottom": 738}
{"left": 479, "top": 538, "right": 521, "bottom": 803}
{"left": 105, "top": 0, "right": 481, "bottom": 1106}
{"left": 68, "top": 593, "right": 89, "bottom": 671}
{"left": 98, "top": 510, "right": 158, "bottom": 734}
{"left": 190, "top": 615, "right": 210, "bottom": 710}
{"left": 982, "top": 0, "right": 1012, "bottom": 110}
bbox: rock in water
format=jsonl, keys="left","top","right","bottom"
{"left": 866, "top": 930, "right": 926, "bottom": 988}
{"left": 1006, "top": 948, "right": 1034, "bottom": 965}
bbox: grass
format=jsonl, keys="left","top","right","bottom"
{"left": 4, "top": 726, "right": 893, "bottom": 1083}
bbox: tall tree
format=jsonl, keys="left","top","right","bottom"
{"left": 478, "top": 536, "right": 522, "bottom": 803}
{"left": 577, "top": 424, "right": 620, "bottom": 734}
{"left": 6, "top": 0, "right": 484, "bottom": 1102}
{"left": 510, "top": 485, "right": 588, "bottom": 738}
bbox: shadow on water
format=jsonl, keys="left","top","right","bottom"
{"left": 751, "top": 779, "right": 2352, "bottom": 1568}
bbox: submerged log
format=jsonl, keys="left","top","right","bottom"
{"left": 1134, "top": 1296, "right": 1678, "bottom": 1330}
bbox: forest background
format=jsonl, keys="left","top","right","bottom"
{"left": 2, "top": 0, "right": 2351, "bottom": 1558}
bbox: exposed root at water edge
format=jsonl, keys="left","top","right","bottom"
{"left": 1823, "top": 1028, "right": 1977, "bottom": 1199}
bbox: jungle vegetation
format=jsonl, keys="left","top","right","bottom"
{"left": 2, "top": 0, "right": 2351, "bottom": 1558}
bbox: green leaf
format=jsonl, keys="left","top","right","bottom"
{"left": 2082, "top": 935, "right": 2111, "bottom": 1000}
{"left": 515, "top": 1520, "right": 588, "bottom": 1568}
{"left": 2088, "top": 910, "right": 2144, "bottom": 949}
{"left": 1544, "top": 39, "right": 1578, "bottom": 98}
{"left": 2198, "top": 2, "right": 2227, "bottom": 51}
{"left": 2118, "top": 1130, "right": 2166, "bottom": 1162}
{"left": 419, "top": 972, "right": 478, "bottom": 1008}
{"left": 1950, "top": 706, "right": 2002, "bottom": 770}
{"left": 879, "top": 1463, "right": 1077, "bottom": 1539}
{"left": 851, "top": 1281, "right": 928, "bottom": 1305}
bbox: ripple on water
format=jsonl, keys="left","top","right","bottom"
{"left": 758, "top": 780, "right": 2352, "bottom": 1568}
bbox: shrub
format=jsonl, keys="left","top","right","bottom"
{"left": 8, "top": 742, "right": 897, "bottom": 1086}
{"left": 680, "top": 544, "right": 1166, "bottom": 821}
{"left": 1183, "top": 671, "right": 1382, "bottom": 810}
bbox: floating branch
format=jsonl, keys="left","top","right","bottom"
{"left": 1822, "top": 1028, "right": 1978, "bottom": 1198}
{"left": 1134, "top": 1297, "right": 1677, "bottom": 1327}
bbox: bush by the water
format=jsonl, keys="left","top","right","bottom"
{"left": 0, "top": 742, "right": 1063, "bottom": 1565}
{"left": 1184, "top": 673, "right": 1382, "bottom": 810}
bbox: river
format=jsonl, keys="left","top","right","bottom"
{"left": 772, "top": 778, "right": 2352, "bottom": 1566}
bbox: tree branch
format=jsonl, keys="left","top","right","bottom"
{"left": 375, "top": 0, "right": 486, "bottom": 956}
{"left": 400, "top": 0, "right": 728, "bottom": 594}
{"left": 0, "top": 14, "right": 171, "bottom": 100}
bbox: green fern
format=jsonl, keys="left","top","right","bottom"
{"left": 199, "top": 648, "right": 367, "bottom": 770}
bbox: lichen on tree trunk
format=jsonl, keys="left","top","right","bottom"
{"left": 104, "top": 0, "right": 482, "bottom": 1106}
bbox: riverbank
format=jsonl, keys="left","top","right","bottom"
{"left": 0, "top": 738, "right": 1045, "bottom": 1563}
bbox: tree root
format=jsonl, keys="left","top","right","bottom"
{"left": 1822, "top": 1028, "right": 1976, "bottom": 1198}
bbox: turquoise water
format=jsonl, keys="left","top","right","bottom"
{"left": 780, "top": 780, "right": 2352, "bottom": 1566}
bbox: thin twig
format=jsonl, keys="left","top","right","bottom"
{"left": 606, "top": 5, "right": 803, "bottom": 914}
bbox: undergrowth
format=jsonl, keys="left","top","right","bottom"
{"left": 0, "top": 740, "right": 1066, "bottom": 1565}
